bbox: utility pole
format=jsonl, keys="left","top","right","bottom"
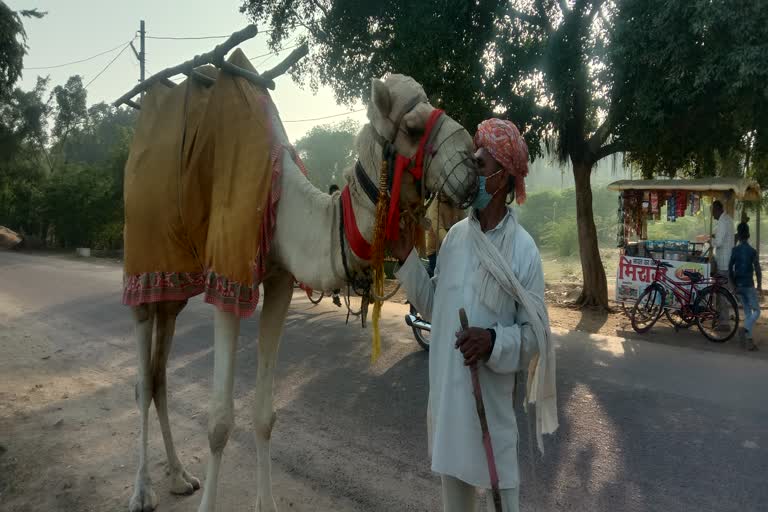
{"left": 139, "top": 20, "right": 145, "bottom": 84}
{"left": 130, "top": 20, "right": 146, "bottom": 93}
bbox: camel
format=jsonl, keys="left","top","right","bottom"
{"left": 121, "top": 56, "right": 479, "bottom": 512}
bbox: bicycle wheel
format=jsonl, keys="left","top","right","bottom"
{"left": 694, "top": 286, "right": 739, "bottom": 342}
{"left": 409, "top": 304, "right": 431, "bottom": 351}
{"left": 665, "top": 307, "right": 694, "bottom": 329}
{"left": 630, "top": 284, "right": 665, "bottom": 333}
{"left": 308, "top": 290, "right": 325, "bottom": 305}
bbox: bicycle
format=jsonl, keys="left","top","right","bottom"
{"left": 629, "top": 256, "right": 739, "bottom": 342}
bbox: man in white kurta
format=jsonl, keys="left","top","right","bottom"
{"left": 392, "top": 119, "right": 557, "bottom": 512}
{"left": 712, "top": 200, "right": 735, "bottom": 274}
{"left": 711, "top": 200, "right": 735, "bottom": 326}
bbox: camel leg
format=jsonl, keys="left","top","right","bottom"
{"left": 197, "top": 308, "right": 240, "bottom": 512}
{"left": 254, "top": 270, "right": 294, "bottom": 512}
{"left": 130, "top": 304, "right": 159, "bottom": 512}
{"left": 152, "top": 301, "right": 201, "bottom": 495}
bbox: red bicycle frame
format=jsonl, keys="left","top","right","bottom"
{"left": 646, "top": 255, "right": 725, "bottom": 309}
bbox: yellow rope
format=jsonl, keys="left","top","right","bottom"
{"left": 369, "top": 159, "right": 390, "bottom": 363}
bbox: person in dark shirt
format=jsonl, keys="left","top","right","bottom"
{"left": 728, "top": 222, "right": 761, "bottom": 350}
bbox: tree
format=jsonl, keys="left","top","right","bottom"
{"left": 0, "top": 77, "right": 50, "bottom": 235}
{"left": 50, "top": 75, "right": 88, "bottom": 155}
{"left": 609, "top": 0, "right": 768, "bottom": 182}
{"left": 242, "top": 0, "right": 768, "bottom": 308}
{"left": 63, "top": 102, "right": 137, "bottom": 166}
{"left": 0, "top": 75, "right": 134, "bottom": 249}
{"left": 0, "top": 2, "right": 44, "bottom": 100}
{"left": 294, "top": 119, "right": 359, "bottom": 192}
{"left": 241, "top": 0, "right": 616, "bottom": 306}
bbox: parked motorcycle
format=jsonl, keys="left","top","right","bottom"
{"left": 405, "top": 304, "right": 431, "bottom": 351}
{"left": 404, "top": 256, "right": 434, "bottom": 351}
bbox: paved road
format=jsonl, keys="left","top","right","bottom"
{"left": 0, "top": 250, "right": 766, "bottom": 511}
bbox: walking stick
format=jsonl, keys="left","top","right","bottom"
{"left": 459, "top": 308, "right": 503, "bottom": 512}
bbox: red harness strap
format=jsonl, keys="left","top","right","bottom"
{"left": 385, "top": 109, "right": 444, "bottom": 240}
{"left": 342, "top": 108, "right": 446, "bottom": 256}
{"left": 341, "top": 186, "right": 372, "bottom": 260}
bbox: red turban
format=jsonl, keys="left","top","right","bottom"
{"left": 473, "top": 119, "right": 529, "bottom": 204}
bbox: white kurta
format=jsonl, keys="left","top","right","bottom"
{"left": 713, "top": 212, "right": 734, "bottom": 272}
{"left": 395, "top": 207, "right": 544, "bottom": 489}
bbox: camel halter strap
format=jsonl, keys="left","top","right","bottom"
{"left": 341, "top": 106, "right": 445, "bottom": 261}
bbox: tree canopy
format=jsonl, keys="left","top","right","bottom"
{"left": 609, "top": 0, "right": 768, "bottom": 180}
{"left": 242, "top": 0, "right": 768, "bottom": 308}
{"left": 0, "top": 2, "right": 44, "bottom": 100}
{"left": 0, "top": 73, "right": 135, "bottom": 249}
{"left": 294, "top": 119, "right": 359, "bottom": 192}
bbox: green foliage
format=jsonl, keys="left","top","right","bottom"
{"left": 543, "top": 218, "right": 579, "bottom": 257}
{"left": 0, "top": 76, "right": 49, "bottom": 161}
{"left": 51, "top": 75, "right": 88, "bottom": 140}
{"left": 294, "top": 119, "right": 359, "bottom": 192}
{"left": 646, "top": 214, "right": 707, "bottom": 243}
{"left": 42, "top": 163, "right": 117, "bottom": 248}
{"left": 518, "top": 186, "right": 618, "bottom": 255}
{"left": 241, "top": 0, "right": 506, "bottom": 145}
{"left": 0, "top": 75, "right": 133, "bottom": 250}
{"left": 0, "top": 2, "right": 44, "bottom": 99}
{"left": 63, "top": 103, "right": 137, "bottom": 166}
{"left": 611, "top": 0, "right": 768, "bottom": 178}
{"left": 0, "top": 1, "right": 25, "bottom": 100}
{"left": 242, "top": 0, "right": 768, "bottom": 306}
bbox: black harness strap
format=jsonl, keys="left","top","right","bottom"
{"left": 386, "top": 143, "right": 396, "bottom": 192}
{"left": 355, "top": 160, "right": 380, "bottom": 205}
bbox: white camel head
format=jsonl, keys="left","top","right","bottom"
{"left": 366, "top": 74, "right": 478, "bottom": 210}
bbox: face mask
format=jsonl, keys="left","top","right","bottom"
{"left": 471, "top": 169, "right": 504, "bottom": 210}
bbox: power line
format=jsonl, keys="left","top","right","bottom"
{"left": 84, "top": 43, "right": 133, "bottom": 89}
{"left": 283, "top": 108, "right": 366, "bottom": 123}
{"left": 249, "top": 43, "right": 302, "bottom": 61}
{"left": 146, "top": 28, "right": 274, "bottom": 40}
{"left": 25, "top": 39, "right": 134, "bottom": 70}
{"left": 146, "top": 34, "right": 230, "bottom": 40}
{"left": 253, "top": 38, "right": 300, "bottom": 68}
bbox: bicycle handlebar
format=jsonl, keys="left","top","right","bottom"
{"left": 646, "top": 253, "right": 673, "bottom": 269}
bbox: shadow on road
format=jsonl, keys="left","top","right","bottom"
{"left": 2, "top": 276, "right": 767, "bottom": 512}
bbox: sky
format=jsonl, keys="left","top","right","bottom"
{"left": 12, "top": 0, "right": 369, "bottom": 142}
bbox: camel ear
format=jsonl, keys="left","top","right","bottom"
{"left": 371, "top": 78, "right": 391, "bottom": 118}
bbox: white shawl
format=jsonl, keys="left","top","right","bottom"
{"left": 468, "top": 211, "right": 558, "bottom": 453}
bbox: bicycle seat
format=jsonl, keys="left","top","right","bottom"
{"left": 683, "top": 270, "right": 703, "bottom": 282}
{"left": 659, "top": 262, "right": 673, "bottom": 268}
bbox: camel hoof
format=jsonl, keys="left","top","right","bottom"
{"left": 169, "top": 468, "right": 201, "bottom": 495}
{"left": 129, "top": 484, "right": 158, "bottom": 512}
{"left": 255, "top": 496, "right": 278, "bottom": 512}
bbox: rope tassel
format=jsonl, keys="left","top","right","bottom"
{"left": 370, "top": 158, "right": 391, "bottom": 363}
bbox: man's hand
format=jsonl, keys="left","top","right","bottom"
{"left": 455, "top": 327, "right": 493, "bottom": 366}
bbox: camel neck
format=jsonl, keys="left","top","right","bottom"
{"left": 269, "top": 148, "right": 378, "bottom": 292}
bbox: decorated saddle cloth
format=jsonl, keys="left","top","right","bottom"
{"left": 122, "top": 49, "right": 304, "bottom": 317}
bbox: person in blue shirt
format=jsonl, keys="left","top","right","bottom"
{"left": 728, "top": 222, "right": 761, "bottom": 351}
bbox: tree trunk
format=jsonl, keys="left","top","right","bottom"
{"left": 572, "top": 161, "right": 609, "bottom": 309}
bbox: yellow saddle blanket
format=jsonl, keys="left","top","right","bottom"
{"left": 122, "top": 49, "right": 300, "bottom": 317}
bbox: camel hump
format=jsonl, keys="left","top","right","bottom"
{"left": 123, "top": 50, "right": 286, "bottom": 319}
